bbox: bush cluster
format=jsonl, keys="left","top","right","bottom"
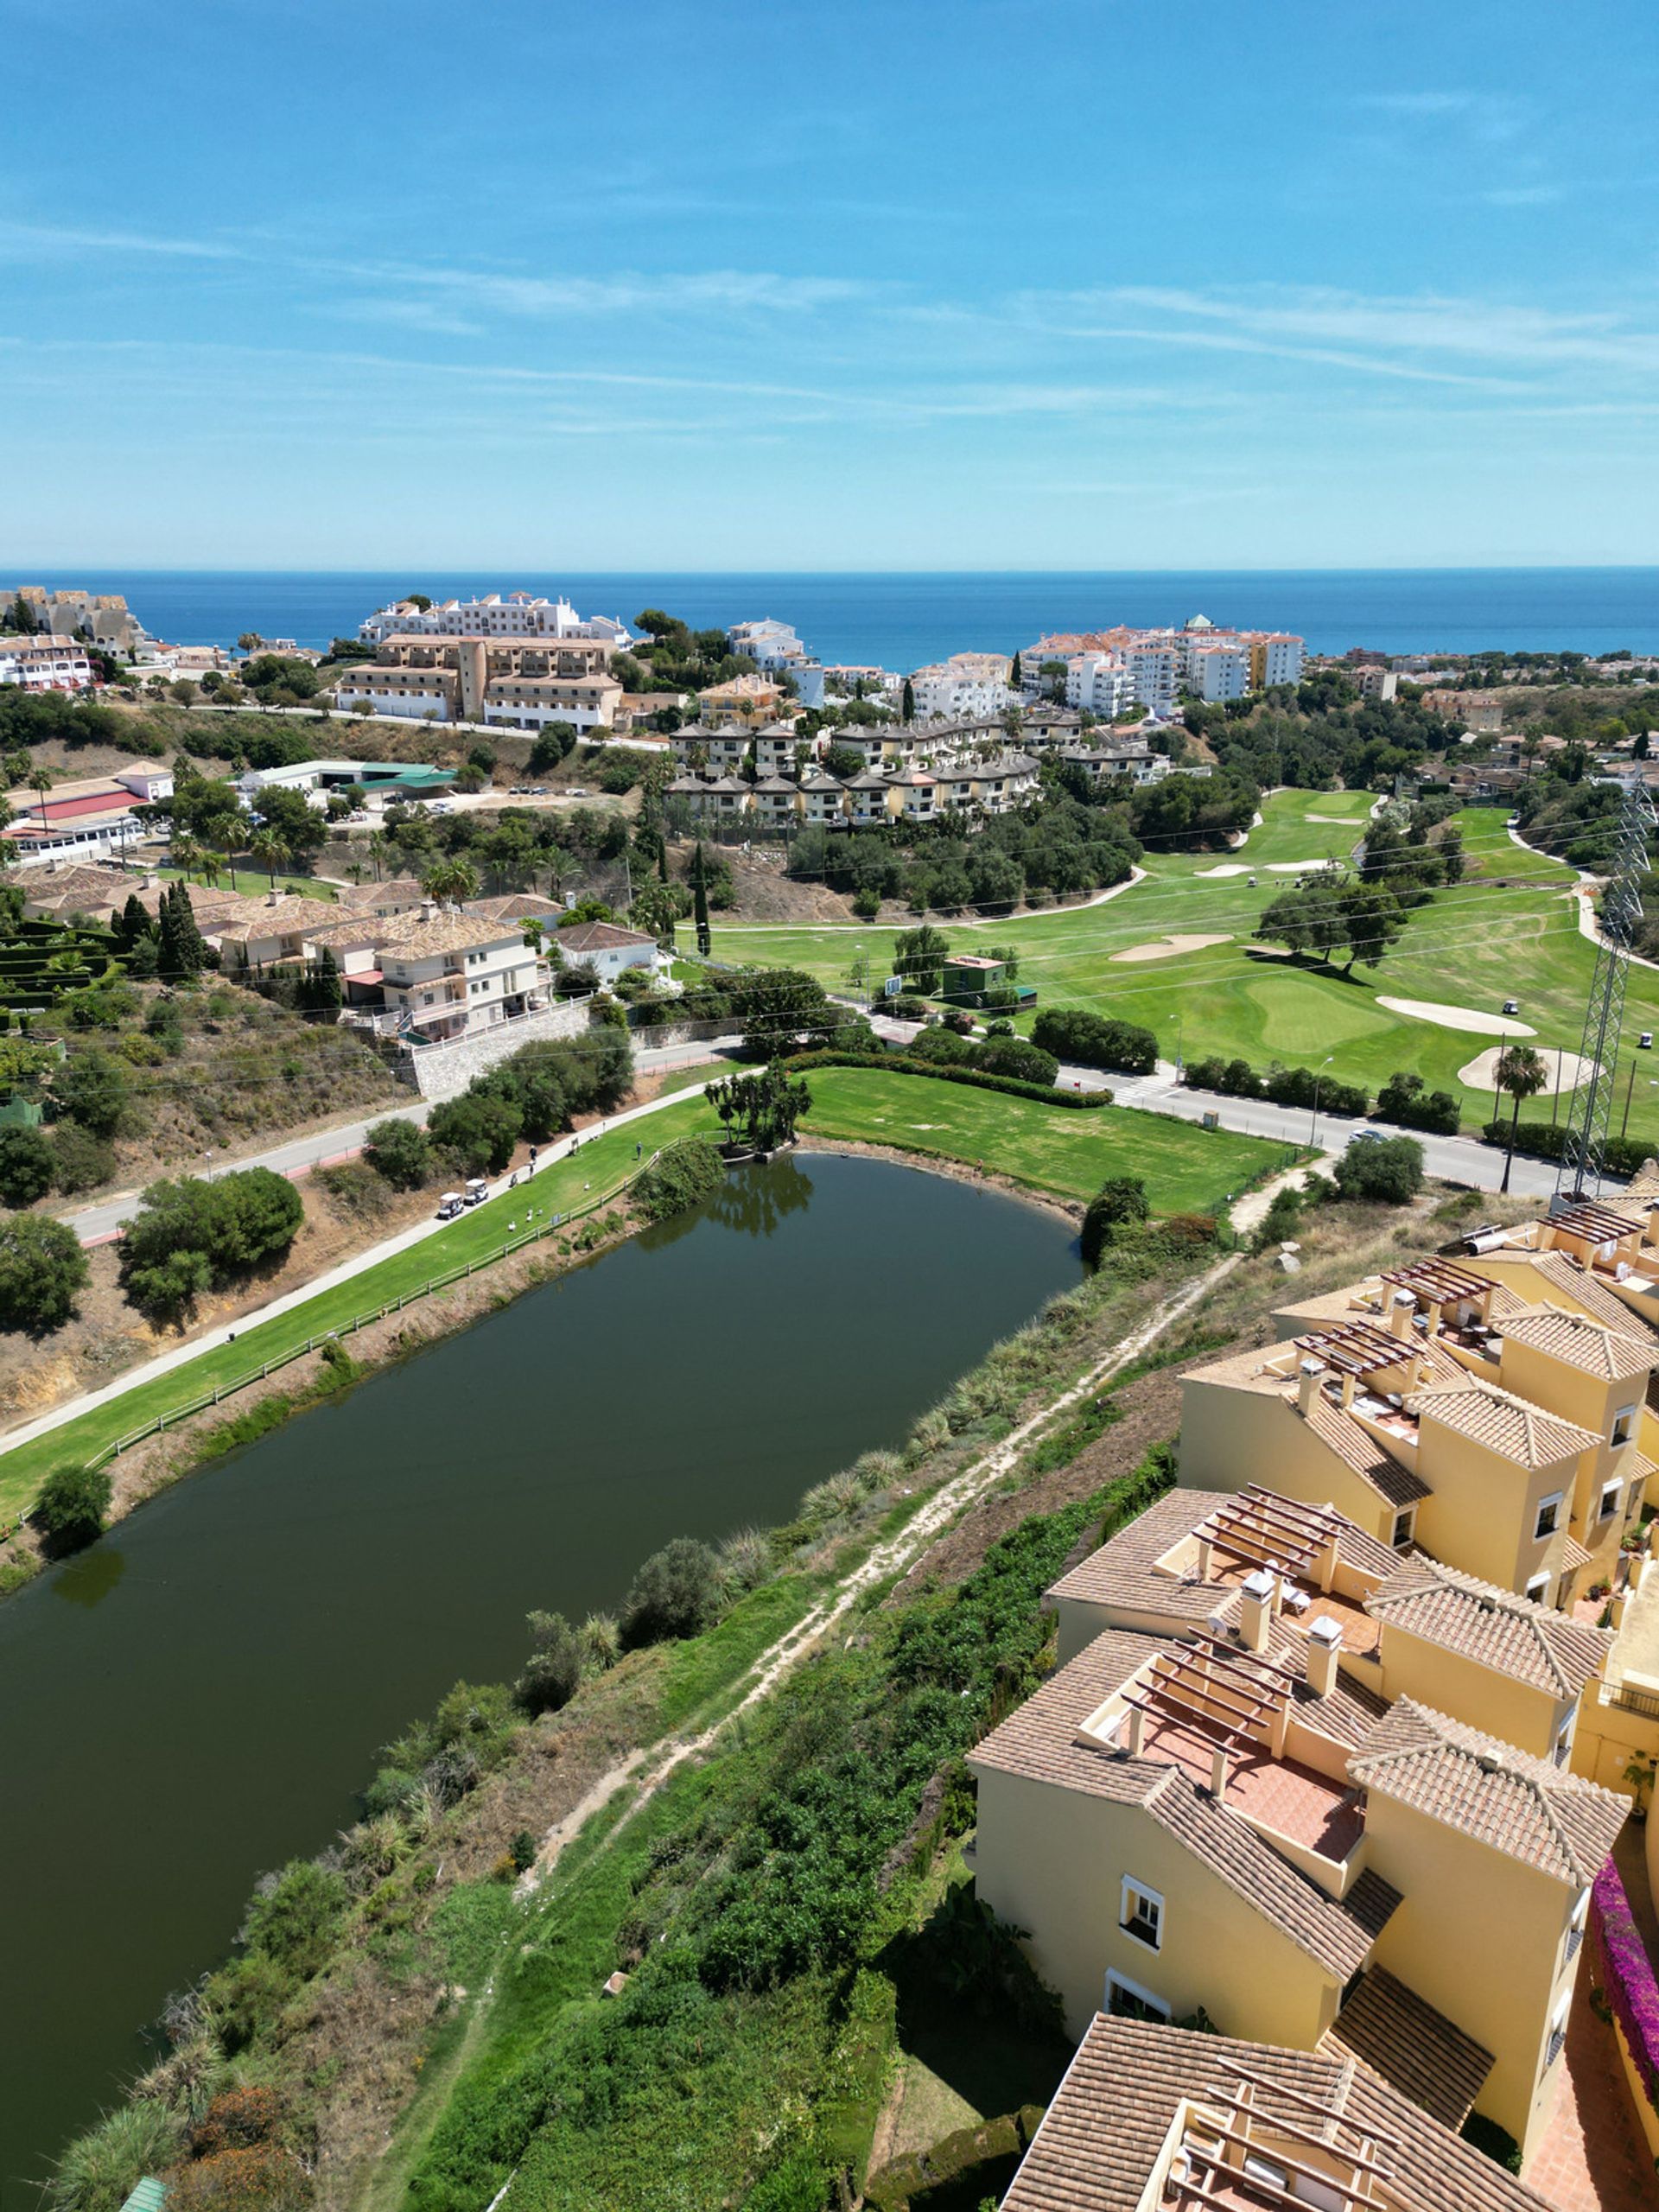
{"left": 785, "top": 1049, "right": 1112, "bottom": 1109}
{"left": 1031, "top": 1007, "right": 1159, "bottom": 1076}
{"left": 0, "top": 1211, "right": 91, "bottom": 1331}
{"left": 634, "top": 1137, "right": 727, "bottom": 1223}
{"left": 1332, "top": 1135, "right": 1425, "bottom": 1203}
{"left": 420, "top": 1031, "right": 635, "bottom": 1177}
{"left": 1480, "top": 1118, "right": 1654, "bottom": 1178}
{"left": 119, "top": 1166, "right": 305, "bottom": 1318}
{"left": 1183, "top": 1053, "right": 1369, "bottom": 1118}
{"left": 901, "top": 1024, "right": 1059, "bottom": 1087}
{"left": 1375, "top": 1070, "right": 1460, "bottom": 1135}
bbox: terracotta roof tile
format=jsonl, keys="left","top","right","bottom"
{"left": 1319, "top": 1965, "right": 1495, "bottom": 2129}
{"left": 1348, "top": 1698, "right": 1628, "bottom": 1883}
{"left": 1002, "top": 2016, "right": 1551, "bottom": 2212}
{"left": 1301, "top": 1393, "right": 1432, "bottom": 1507}
{"left": 1406, "top": 1381, "right": 1598, "bottom": 1470}
{"left": 1365, "top": 1560, "right": 1611, "bottom": 1698}
{"left": 1502, "top": 1249, "right": 1659, "bottom": 1337}
{"left": 1499, "top": 1304, "right": 1656, "bottom": 1382}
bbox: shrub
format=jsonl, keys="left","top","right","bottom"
{"left": 1262, "top": 1062, "right": 1368, "bottom": 1117}
{"left": 241, "top": 1859, "right": 350, "bottom": 1980}
{"left": 1375, "top": 1070, "right": 1460, "bottom": 1135}
{"left": 1031, "top": 1007, "right": 1157, "bottom": 1075}
{"left": 53, "top": 1047, "right": 130, "bottom": 1136}
{"left": 427, "top": 1091, "right": 523, "bottom": 1176}
{"left": 1478, "top": 1118, "right": 1654, "bottom": 1178}
{"left": 976, "top": 1036, "right": 1058, "bottom": 1086}
{"left": 852, "top": 887, "right": 881, "bottom": 919}
{"left": 1332, "top": 1135, "right": 1424, "bottom": 1204}
{"left": 48, "top": 2100, "right": 185, "bottom": 2212}
{"left": 315, "top": 1160, "right": 393, "bottom": 1224}
{"left": 515, "top": 1609, "right": 584, "bottom": 1714}
{"left": 190, "top": 2087, "right": 283, "bottom": 2160}
{"left": 634, "top": 1136, "right": 726, "bottom": 1222}
{"left": 620, "top": 1536, "right": 724, "bottom": 1648}
{"left": 120, "top": 1168, "right": 303, "bottom": 1314}
{"left": 717, "top": 1528, "right": 774, "bottom": 1593}
{"left": 1080, "top": 1176, "right": 1151, "bottom": 1270}
{"left": 49, "top": 1123, "right": 116, "bottom": 1197}
{"left": 32, "top": 1462, "right": 112, "bottom": 1554}
{"left": 787, "top": 1050, "right": 1109, "bottom": 1110}
{"left": 0, "top": 1212, "right": 91, "bottom": 1329}
{"left": 0, "top": 1122, "right": 54, "bottom": 1205}
{"left": 364, "top": 1116, "right": 433, "bottom": 1190}
{"left": 124, "top": 1246, "right": 213, "bottom": 1320}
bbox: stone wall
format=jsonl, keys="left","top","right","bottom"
{"left": 406, "top": 995, "right": 592, "bottom": 1102}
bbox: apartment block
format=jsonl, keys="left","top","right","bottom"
{"left": 0, "top": 633, "right": 93, "bottom": 693}
{"left": 969, "top": 1478, "right": 1628, "bottom": 2159}
{"left": 665, "top": 751, "right": 1040, "bottom": 828}
{"left": 356, "top": 591, "right": 631, "bottom": 646}
{"left": 334, "top": 634, "right": 623, "bottom": 733}
{"left": 907, "top": 652, "right": 1015, "bottom": 720}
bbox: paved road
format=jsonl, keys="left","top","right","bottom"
{"left": 864, "top": 1014, "right": 1570, "bottom": 1199}
{"left": 55, "top": 1034, "right": 741, "bottom": 1245}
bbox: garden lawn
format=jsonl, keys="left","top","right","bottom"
{"left": 162, "top": 866, "right": 341, "bottom": 902}
{"left": 798, "top": 1065, "right": 1294, "bottom": 1210}
{"left": 0, "top": 1094, "right": 721, "bottom": 1519}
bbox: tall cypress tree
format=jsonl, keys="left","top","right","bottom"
{"left": 901, "top": 677, "right": 915, "bottom": 724}
{"left": 115, "top": 893, "right": 149, "bottom": 954}
{"left": 1010, "top": 651, "right": 1023, "bottom": 690}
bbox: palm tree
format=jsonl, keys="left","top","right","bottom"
{"left": 213, "top": 822, "right": 243, "bottom": 893}
{"left": 367, "top": 831, "right": 389, "bottom": 882}
{"left": 345, "top": 859, "right": 368, "bottom": 887}
{"left": 198, "top": 848, "right": 222, "bottom": 890}
{"left": 1494, "top": 1043, "right": 1548, "bottom": 1192}
{"left": 169, "top": 834, "right": 203, "bottom": 882}
{"left": 421, "top": 857, "right": 480, "bottom": 906}
{"left": 250, "top": 829, "right": 291, "bottom": 888}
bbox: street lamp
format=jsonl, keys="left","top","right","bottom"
{"left": 1309, "top": 1056, "right": 1335, "bottom": 1148}
{"left": 1171, "top": 1008, "right": 1185, "bottom": 1078}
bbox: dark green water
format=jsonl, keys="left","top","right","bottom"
{"left": 0, "top": 1153, "right": 1077, "bottom": 2199}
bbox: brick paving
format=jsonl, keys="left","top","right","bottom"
{"left": 1527, "top": 1969, "right": 1656, "bottom": 2212}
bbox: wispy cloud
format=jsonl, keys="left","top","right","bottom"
{"left": 0, "top": 216, "right": 247, "bottom": 260}
{"left": 1354, "top": 90, "right": 1529, "bottom": 143}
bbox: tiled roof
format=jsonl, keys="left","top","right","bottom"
{"left": 332, "top": 875, "right": 425, "bottom": 907}
{"left": 1365, "top": 1560, "right": 1611, "bottom": 1698}
{"left": 556, "top": 920, "right": 655, "bottom": 952}
{"left": 1510, "top": 1249, "right": 1658, "bottom": 1337}
{"left": 1302, "top": 1392, "right": 1432, "bottom": 1507}
{"left": 1001, "top": 2016, "right": 1551, "bottom": 2212}
{"left": 1407, "top": 1381, "right": 1598, "bottom": 1470}
{"left": 205, "top": 893, "right": 333, "bottom": 940}
{"left": 373, "top": 909, "right": 518, "bottom": 957}
{"left": 1349, "top": 1698, "right": 1628, "bottom": 1883}
{"left": 464, "top": 894, "right": 567, "bottom": 924}
{"left": 969, "top": 1632, "right": 1389, "bottom": 1976}
{"left": 1047, "top": 1488, "right": 1242, "bottom": 1623}
{"left": 1319, "top": 1966, "right": 1495, "bottom": 2129}
{"left": 1499, "top": 1305, "right": 1656, "bottom": 1382}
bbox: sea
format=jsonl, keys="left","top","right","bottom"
{"left": 5, "top": 568, "right": 1659, "bottom": 666}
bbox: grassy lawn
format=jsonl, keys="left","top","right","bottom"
{"left": 163, "top": 865, "right": 341, "bottom": 902}
{"left": 799, "top": 1065, "right": 1294, "bottom": 1209}
{"left": 708, "top": 792, "right": 1659, "bottom": 1147}
{"left": 0, "top": 1095, "right": 721, "bottom": 1516}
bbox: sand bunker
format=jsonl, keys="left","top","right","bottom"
{"left": 1377, "top": 997, "right": 1537, "bottom": 1038}
{"left": 1458, "top": 1046, "right": 1598, "bottom": 1096}
{"left": 1268, "top": 859, "right": 1342, "bottom": 874}
{"left": 1194, "top": 863, "right": 1249, "bottom": 878}
{"left": 1110, "top": 933, "right": 1232, "bottom": 964}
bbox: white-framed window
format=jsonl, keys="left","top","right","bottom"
{"left": 1527, "top": 1571, "right": 1551, "bottom": 1605}
{"left": 1535, "top": 1492, "right": 1564, "bottom": 1542}
{"left": 1567, "top": 1885, "right": 1590, "bottom": 1957}
{"left": 1105, "top": 1968, "right": 1170, "bottom": 2024}
{"left": 1391, "top": 1508, "right": 1417, "bottom": 1550}
{"left": 1613, "top": 1405, "right": 1637, "bottom": 1447}
{"left": 1120, "top": 1877, "right": 1164, "bottom": 1951}
{"left": 1600, "top": 1478, "right": 1623, "bottom": 1523}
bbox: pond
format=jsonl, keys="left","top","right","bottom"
{"left": 0, "top": 1151, "right": 1079, "bottom": 2195}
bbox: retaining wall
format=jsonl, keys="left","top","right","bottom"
{"left": 406, "top": 996, "right": 592, "bottom": 1101}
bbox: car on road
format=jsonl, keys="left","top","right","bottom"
{"left": 1348, "top": 1128, "right": 1383, "bottom": 1147}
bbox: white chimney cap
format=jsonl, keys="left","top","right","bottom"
{"left": 1242, "top": 1569, "right": 1276, "bottom": 1601}
{"left": 1392, "top": 1289, "right": 1415, "bottom": 1309}
{"left": 1308, "top": 1616, "right": 1344, "bottom": 1648}
{"left": 1299, "top": 1357, "right": 1324, "bottom": 1378}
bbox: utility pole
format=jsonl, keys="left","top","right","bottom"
{"left": 1556, "top": 785, "right": 1656, "bottom": 1205}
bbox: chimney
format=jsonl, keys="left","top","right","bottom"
{"left": 421, "top": 899, "right": 436, "bottom": 921}
{"left": 1239, "top": 1568, "right": 1276, "bottom": 1652}
{"left": 1306, "top": 1616, "right": 1343, "bottom": 1697}
{"left": 1425, "top": 1300, "right": 1444, "bottom": 1338}
{"left": 1389, "top": 1290, "right": 1416, "bottom": 1341}
{"left": 1196, "top": 1535, "right": 1215, "bottom": 1581}
{"left": 1297, "top": 1357, "right": 1325, "bottom": 1414}
{"left": 1210, "top": 1743, "right": 1231, "bottom": 1799}
{"left": 1340, "top": 1370, "right": 1356, "bottom": 1409}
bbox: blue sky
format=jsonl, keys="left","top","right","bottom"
{"left": 5, "top": 0, "right": 1658, "bottom": 569}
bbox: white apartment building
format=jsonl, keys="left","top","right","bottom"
{"left": 0, "top": 633, "right": 92, "bottom": 692}
{"left": 1065, "top": 652, "right": 1135, "bottom": 716}
{"left": 1021, "top": 620, "right": 1305, "bottom": 714}
{"left": 1126, "top": 639, "right": 1180, "bottom": 718}
{"left": 728, "top": 617, "right": 804, "bottom": 667}
{"left": 907, "top": 652, "right": 1015, "bottom": 720}
{"left": 356, "top": 592, "right": 632, "bottom": 648}
{"left": 376, "top": 908, "right": 551, "bottom": 1045}
{"left": 1187, "top": 641, "right": 1249, "bottom": 702}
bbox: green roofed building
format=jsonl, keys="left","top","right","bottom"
{"left": 118, "top": 2179, "right": 167, "bottom": 2212}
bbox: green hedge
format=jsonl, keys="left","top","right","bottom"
{"left": 1480, "top": 1119, "right": 1655, "bottom": 1179}
{"left": 785, "top": 1050, "right": 1115, "bottom": 1109}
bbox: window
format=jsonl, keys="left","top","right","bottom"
{"left": 1391, "top": 1508, "right": 1417, "bottom": 1550}
{"left": 1567, "top": 1885, "right": 1589, "bottom": 1955}
{"left": 1526, "top": 1572, "right": 1551, "bottom": 1605}
{"left": 1105, "top": 1970, "right": 1169, "bottom": 2024}
{"left": 1613, "top": 1406, "right": 1637, "bottom": 1447}
{"left": 1600, "top": 1478, "right": 1623, "bottom": 1523}
{"left": 1545, "top": 1992, "right": 1569, "bottom": 2070}
{"left": 1120, "top": 1877, "right": 1164, "bottom": 1951}
{"left": 1535, "top": 1492, "right": 1564, "bottom": 1542}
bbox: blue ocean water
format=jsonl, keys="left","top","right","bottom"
{"left": 4, "top": 568, "right": 1657, "bottom": 665}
